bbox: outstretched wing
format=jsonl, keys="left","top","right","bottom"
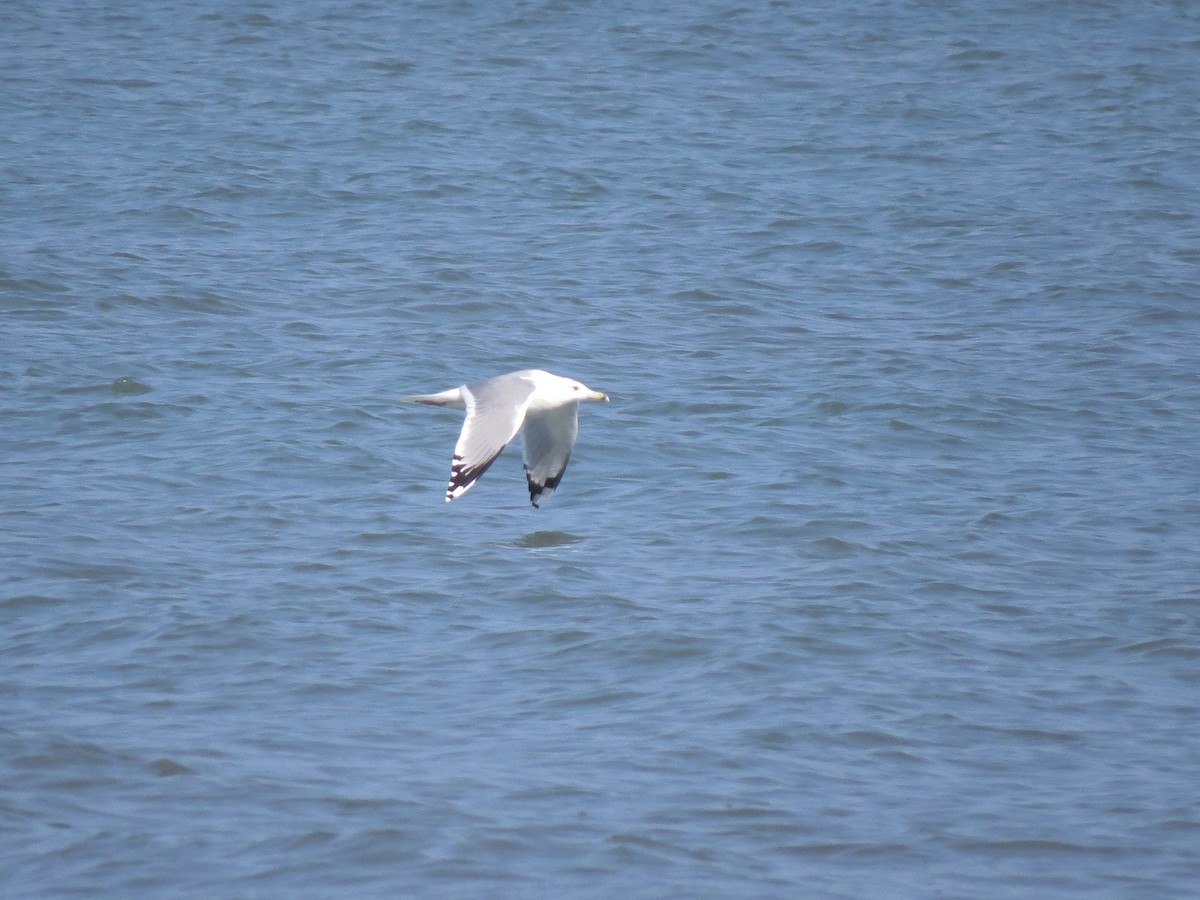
{"left": 447, "top": 374, "right": 537, "bottom": 502}
{"left": 522, "top": 404, "right": 579, "bottom": 508}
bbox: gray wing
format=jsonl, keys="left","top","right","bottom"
{"left": 446, "top": 374, "right": 537, "bottom": 502}
{"left": 522, "top": 404, "right": 580, "bottom": 508}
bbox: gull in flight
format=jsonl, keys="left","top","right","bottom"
{"left": 402, "top": 369, "right": 609, "bottom": 507}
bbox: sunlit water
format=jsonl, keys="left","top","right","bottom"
{"left": 3, "top": 1, "right": 1199, "bottom": 896}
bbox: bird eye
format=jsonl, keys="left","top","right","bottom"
{"left": 572, "top": 385, "right": 580, "bottom": 391}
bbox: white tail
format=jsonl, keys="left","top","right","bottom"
{"left": 400, "top": 387, "right": 465, "bottom": 409}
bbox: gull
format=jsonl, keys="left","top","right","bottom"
{"left": 402, "top": 369, "right": 609, "bottom": 507}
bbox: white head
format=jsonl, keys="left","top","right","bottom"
{"left": 527, "top": 369, "right": 609, "bottom": 409}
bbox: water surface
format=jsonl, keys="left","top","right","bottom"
{"left": 3, "top": 1, "right": 1199, "bottom": 897}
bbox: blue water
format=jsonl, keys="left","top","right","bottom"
{"left": 3, "top": 1, "right": 1199, "bottom": 897}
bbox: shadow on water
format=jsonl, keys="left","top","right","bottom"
{"left": 516, "top": 530, "right": 585, "bottom": 549}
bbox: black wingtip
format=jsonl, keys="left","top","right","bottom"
{"left": 447, "top": 451, "right": 504, "bottom": 502}
{"left": 525, "top": 463, "right": 566, "bottom": 509}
